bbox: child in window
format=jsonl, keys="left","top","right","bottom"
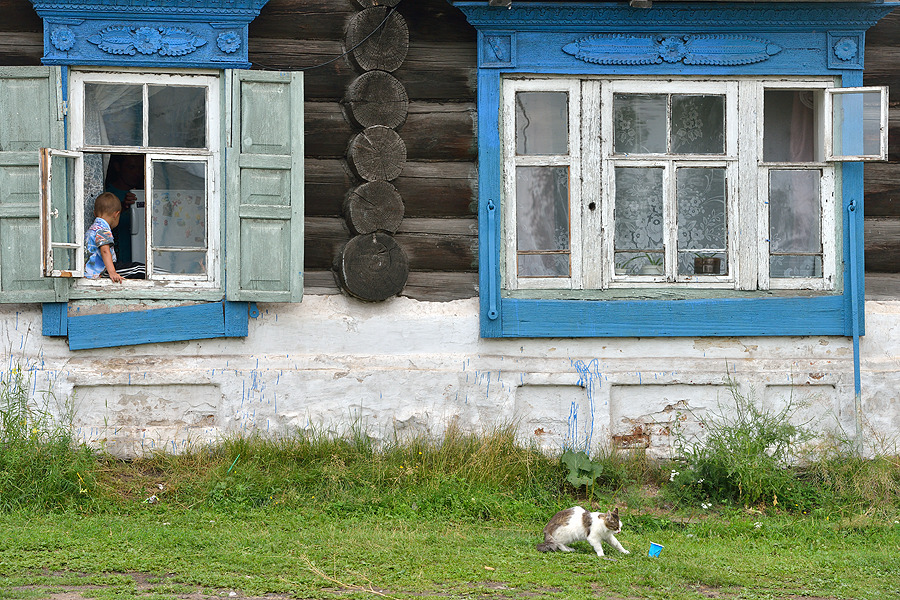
{"left": 85, "top": 192, "right": 145, "bottom": 282}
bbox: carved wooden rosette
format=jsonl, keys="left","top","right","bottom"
{"left": 336, "top": 4, "right": 411, "bottom": 302}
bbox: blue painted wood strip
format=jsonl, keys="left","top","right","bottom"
{"left": 498, "top": 296, "right": 847, "bottom": 338}
{"left": 223, "top": 301, "right": 249, "bottom": 337}
{"left": 66, "top": 301, "right": 244, "bottom": 350}
{"left": 478, "top": 69, "right": 503, "bottom": 338}
{"left": 41, "top": 302, "right": 67, "bottom": 337}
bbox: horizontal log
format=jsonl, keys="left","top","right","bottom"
{"left": 865, "top": 272, "right": 900, "bottom": 300}
{"left": 305, "top": 159, "right": 477, "bottom": 218}
{"left": 305, "top": 216, "right": 477, "bottom": 271}
{"left": 303, "top": 269, "right": 478, "bottom": 301}
{"left": 250, "top": 0, "right": 354, "bottom": 42}
{"left": 306, "top": 101, "right": 476, "bottom": 161}
{"left": 0, "top": 1, "right": 42, "bottom": 32}
{"left": 864, "top": 217, "right": 900, "bottom": 272}
{"left": 0, "top": 32, "right": 43, "bottom": 66}
{"left": 250, "top": 39, "right": 475, "bottom": 101}
{"left": 400, "top": 271, "right": 478, "bottom": 301}
{"left": 864, "top": 162, "right": 900, "bottom": 217}
{"left": 250, "top": 0, "right": 475, "bottom": 45}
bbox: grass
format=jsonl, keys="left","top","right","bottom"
{"left": 2, "top": 368, "right": 900, "bottom": 599}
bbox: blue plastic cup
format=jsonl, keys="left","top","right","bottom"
{"left": 648, "top": 542, "right": 664, "bottom": 557}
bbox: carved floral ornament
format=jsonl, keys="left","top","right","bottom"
{"left": 834, "top": 37, "right": 859, "bottom": 61}
{"left": 563, "top": 34, "right": 783, "bottom": 66}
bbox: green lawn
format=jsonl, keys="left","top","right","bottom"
{"left": 2, "top": 507, "right": 899, "bottom": 600}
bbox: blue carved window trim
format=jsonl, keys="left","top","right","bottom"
{"left": 30, "top": 0, "right": 269, "bottom": 70}
{"left": 451, "top": 1, "right": 897, "bottom": 338}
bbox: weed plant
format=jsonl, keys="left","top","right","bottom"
{"left": 665, "top": 379, "right": 822, "bottom": 510}
{"left": 0, "top": 364, "right": 97, "bottom": 511}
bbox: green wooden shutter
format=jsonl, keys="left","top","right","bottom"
{"left": 226, "top": 70, "right": 304, "bottom": 302}
{"left": 0, "top": 67, "right": 67, "bottom": 303}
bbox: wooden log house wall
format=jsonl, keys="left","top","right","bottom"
{"left": 0, "top": 0, "right": 895, "bottom": 301}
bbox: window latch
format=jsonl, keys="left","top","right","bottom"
{"left": 49, "top": 209, "right": 59, "bottom": 218}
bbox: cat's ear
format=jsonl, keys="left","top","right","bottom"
{"left": 611, "top": 507, "right": 619, "bottom": 516}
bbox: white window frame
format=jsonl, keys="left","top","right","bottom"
{"left": 47, "top": 68, "right": 221, "bottom": 290}
{"left": 500, "top": 76, "right": 881, "bottom": 295}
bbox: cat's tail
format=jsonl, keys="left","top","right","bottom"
{"left": 536, "top": 541, "right": 563, "bottom": 552}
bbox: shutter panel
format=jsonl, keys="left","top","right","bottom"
{"left": 226, "top": 70, "right": 304, "bottom": 302}
{"left": 0, "top": 67, "right": 67, "bottom": 302}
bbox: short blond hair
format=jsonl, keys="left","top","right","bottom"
{"left": 93, "top": 192, "right": 121, "bottom": 218}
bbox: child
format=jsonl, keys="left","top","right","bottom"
{"left": 85, "top": 192, "right": 145, "bottom": 282}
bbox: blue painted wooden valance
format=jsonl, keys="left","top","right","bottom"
{"left": 30, "top": 0, "right": 271, "bottom": 69}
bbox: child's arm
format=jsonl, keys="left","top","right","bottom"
{"left": 99, "top": 245, "right": 123, "bottom": 283}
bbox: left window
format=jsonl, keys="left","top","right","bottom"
{"left": 42, "top": 70, "right": 220, "bottom": 289}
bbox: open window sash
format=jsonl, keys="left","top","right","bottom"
{"left": 40, "top": 148, "right": 84, "bottom": 278}
{"left": 825, "top": 86, "right": 889, "bottom": 162}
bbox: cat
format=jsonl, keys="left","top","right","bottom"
{"left": 536, "top": 506, "right": 630, "bottom": 557}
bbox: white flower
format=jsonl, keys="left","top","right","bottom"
{"left": 754, "top": 522, "right": 762, "bottom": 529}
{"left": 701, "top": 503, "right": 711, "bottom": 509}
{"left": 697, "top": 478, "right": 704, "bottom": 484}
{"left": 669, "top": 469, "right": 680, "bottom": 482}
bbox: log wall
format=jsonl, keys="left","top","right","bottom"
{"left": 2, "top": 0, "right": 895, "bottom": 301}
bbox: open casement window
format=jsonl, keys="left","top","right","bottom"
{"left": 825, "top": 86, "right": 890, "bottom": 161}
{"left": 40, "top": 148, "right": 84, "bottom": 278}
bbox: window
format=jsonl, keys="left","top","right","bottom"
{"left": 42, "top": 70, "right": 221, "bottom": 289}
{"left": 502, "top": 77, "right": 863, "bottom": 296}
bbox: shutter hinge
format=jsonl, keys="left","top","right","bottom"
{"left": 61, "top": 100, "right": 68, "bottom": 116}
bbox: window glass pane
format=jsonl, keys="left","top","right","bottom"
{"left": 833, "top": 90, "right": 883, "bottom": 157}
{"left": 676, "top": 167, "right": 727, "bottom": 275}
{"left": 84, "top": 83, "right": 143, "bottom": 147}
{"left": 614, "top": 167, "right": 664, "bottom": 274}
{"left": 764, "top": 90, "right": 818, "bottom": 162}
{"left": 516, "top": 166, "right": 570, "bottom": 277}
{"left": 769, "top": 169, "right": 821, "bottom": 278}
{"left": 614, "top": 94, "right": 666, "bottom": 154}
{"left": 148, "top": 86, "right": 207, "bottom": 148}
{"left": 151, "top": 160, "right": 207, "bottom": 276}
{"left": 515, "top": 92, "right": 568, "bottom": 155}
{"left": 671, "top": 95, "right": 725, "bottom": 155}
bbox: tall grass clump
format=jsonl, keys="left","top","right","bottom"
{"left": 190, "top": 421, "right": 565, "bottom": 521}
{"left": 666, "top": 379, "right": 817, "bottom": 510}
{"left": 0, "top": 364, "right": 98, "bottom": 511}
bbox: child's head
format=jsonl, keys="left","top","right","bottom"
{"left": 93, "top": 192, "right": 122, "bottom": 228}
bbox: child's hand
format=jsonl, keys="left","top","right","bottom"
{"left": 109, "top": 272, "right": 124, "bottom": 283}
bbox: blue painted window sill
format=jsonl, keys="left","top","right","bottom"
{"left": 42, "top": 301, "right": 254, "bottom": 350}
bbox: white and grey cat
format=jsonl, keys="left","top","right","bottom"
{"left": 536, "top": 506, "right": 630, "bottom": 557}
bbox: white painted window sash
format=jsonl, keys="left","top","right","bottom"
{"left": 755, "top": 80, "right": 836, "bottom": 291}
{"left": 603, "top": 80, "right": 738, "bottom": 288}
{"left": 503, "top": 78, "right": 582, "bottom": 291}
